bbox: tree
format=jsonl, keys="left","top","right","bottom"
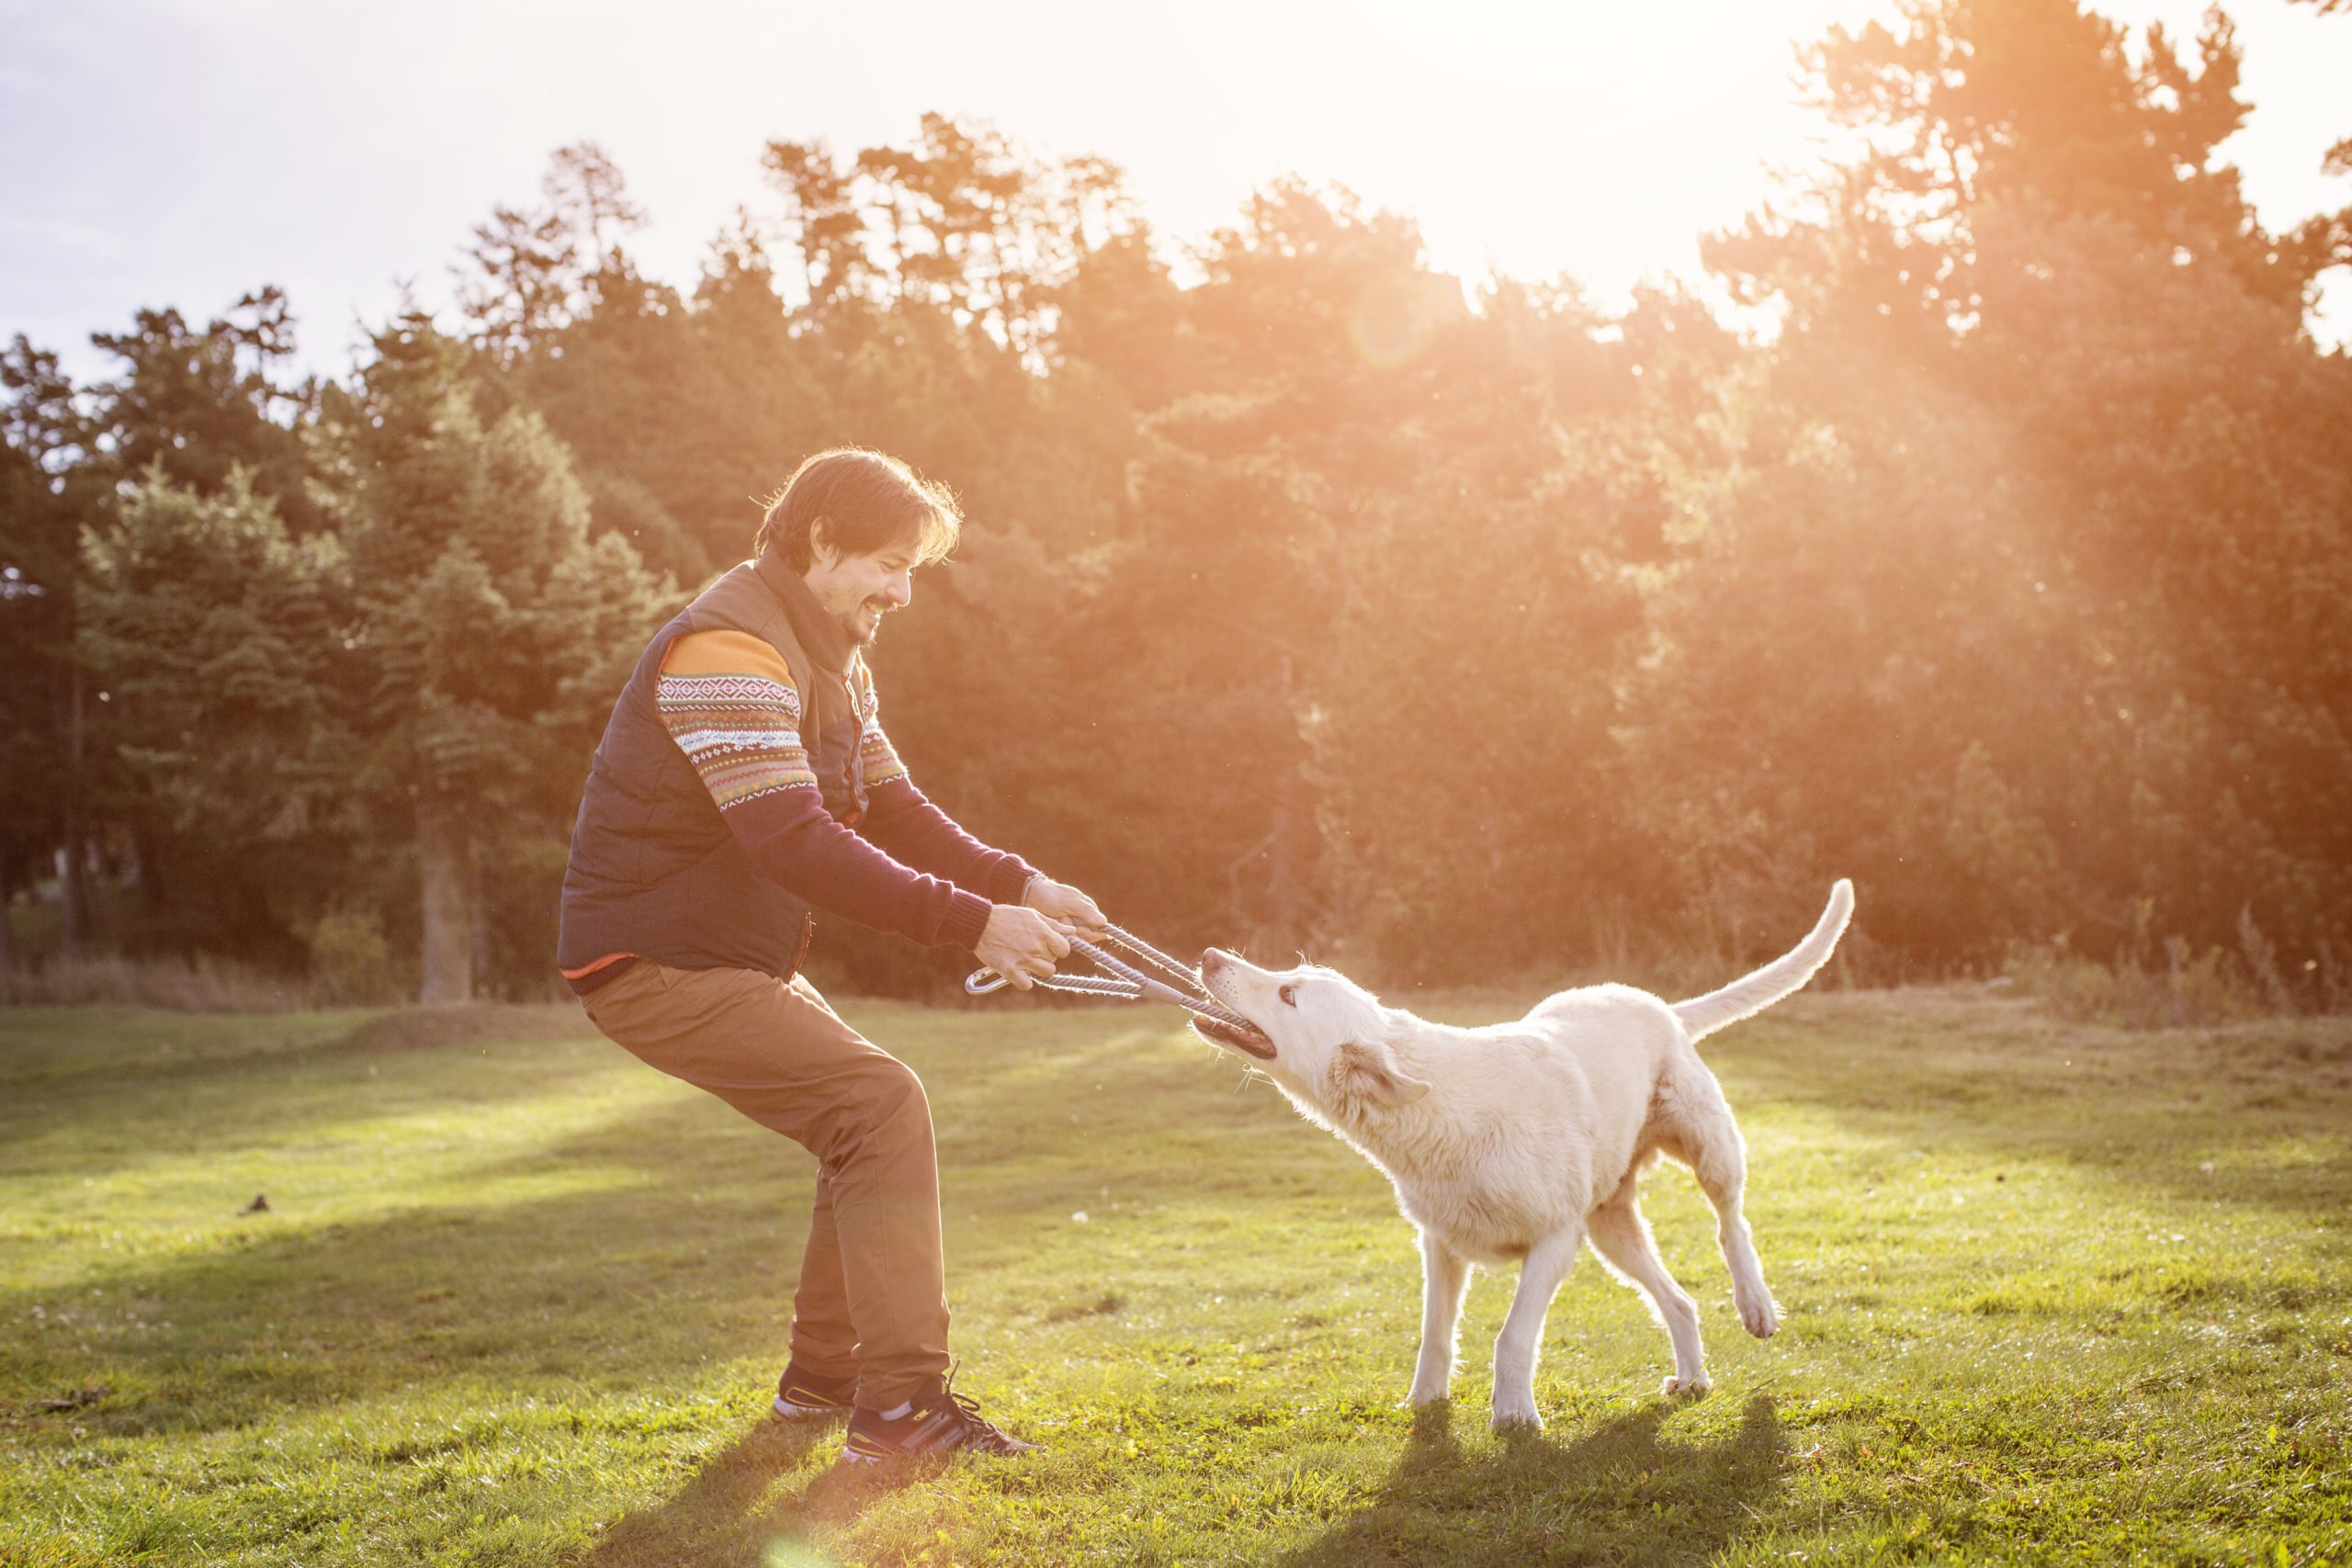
{"left": 0, "top": 430, "right": 75, "bottom": 966}
{"left": 456, "top": 141, "right": 649, "bottom": 365}
{"left": 0, "top": 338, "right": 103, "bottom": 959}
{"left": 2285, "top": 0, "right": 2352, "bottom": 278}
{"left": 545, "top": 141, "right": 646, "bottom": 267}
{"left": 1668, "top": 0, "right": 2352, "bottom": 968}
{"left": 27, "top": 76, "right": 2343, "bottom": 998}
{"left": 89, "top": 288, "right": 321, "bottom": 531}
{"left": 457, "top": 202, "right": 580, "bottom": 364}
{"left": 315, "top": 314, "right": 670, "bottom": 1000}
{"left": 76, "top": 468, "right": 356, "bottom": 964}
{"left": 762, "top": 138, "right": 872, "bottom": 311}
{"left": 763, "top": 118, "right": 1146, "bottom": 357}
{"left": 1060, "top": 179, "right": 1651, "bottom": 971}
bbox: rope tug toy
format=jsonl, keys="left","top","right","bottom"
{"left": 964, "top": 923, "right": 1258, "bottom": 1035}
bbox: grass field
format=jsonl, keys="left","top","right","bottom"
{"left": 2, "top": 986, "right": 2348, "bottom": 1567}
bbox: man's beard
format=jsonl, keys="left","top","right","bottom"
{"left": 840, "top": 598, "right": 889, "bottom": 647}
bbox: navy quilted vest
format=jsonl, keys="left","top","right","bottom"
{"left": 557, "top": 555, "right": 867, "bottom": 981}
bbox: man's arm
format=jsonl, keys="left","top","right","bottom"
{"left": 851, "top": 682, "right": 1102, "bottom": 934}
{"left": 858, "top": 775, "right": 1037, "bottom": 905}
{"left": 659, "top": 631, "right": 991, "bottom": 950}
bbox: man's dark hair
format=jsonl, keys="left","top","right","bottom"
{"left": 753, "top": 447, "right": 963, "bottom": 570}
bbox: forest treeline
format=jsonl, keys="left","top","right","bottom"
{"left": 6, "top": 0, "right": 2351, "bottom": 1004}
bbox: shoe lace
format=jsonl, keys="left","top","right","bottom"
{"left": 934, "top": 1362, "right": 1019, "bottom": 1450}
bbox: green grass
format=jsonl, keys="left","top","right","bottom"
{"left": 2, "top": 987, "right": 2348, "bottom": 1566}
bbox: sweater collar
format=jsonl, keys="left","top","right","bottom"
{"left": 754, "top": 552, "right": 856, "bottom": 678}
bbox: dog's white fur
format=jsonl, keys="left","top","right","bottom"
{"left": 1197, "top": 880, "right": 1853, "bottom": 1430}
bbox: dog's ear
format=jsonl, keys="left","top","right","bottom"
{"left": 1333, "top": 1040, "right": 1430, "bottom": 1107}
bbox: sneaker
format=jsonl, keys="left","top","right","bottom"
{"left": 771, "top": 1362, "right": 858, "bottom": 1421}
{"left": 839, "top": 1371, "right": 1040, "bottom": 1464}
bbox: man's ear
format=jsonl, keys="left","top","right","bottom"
{"left": 1333, "top": 1040, "right": 1430, "bottom": 1107}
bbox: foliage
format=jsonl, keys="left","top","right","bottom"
{"left": 0, "top": 953, "right": 314, "bottom": 1010}
{"left": 310, "top": 314, "right": 673, "bottom": 999}
{"left": 2005, "top": 901, "right": 2352, "bottom": 1029}
{"left": 302, "top": 911, "right": 402, "bottom": 1007}
{"left": 1672, "top": 0, "right": 2352, "bottom": 979}
{"left": 87, "top": 288, "right": 322, "bottom": 531}
{"left": 76, "top": 468, "right": 354, "bottom": 964}
{"left": 2003, "top": 936, "right": 2266, "bottom": 1031}
{"left": 0, "top": 421, "right": 78, "bottom": 921}
{"left": 0, "top": 338, "right": 103, "bottom": 952}
{"left": 4, "top": 0, "right": 2350, "bottom": 998}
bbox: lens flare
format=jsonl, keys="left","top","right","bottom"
{"left": 1349, "top": 272, "right": 1469, "bottom": 370}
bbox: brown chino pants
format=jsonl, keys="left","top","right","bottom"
{"left": 579, "top": 958, "right": 950, "bottom": 1409}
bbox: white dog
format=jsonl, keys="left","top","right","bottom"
{"left": 1193, "top": 881, "right": 1853, "bottom": 1429}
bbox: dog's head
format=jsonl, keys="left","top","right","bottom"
{"left": 1194, "top": 949, "right": 1430, "bottom": 1114}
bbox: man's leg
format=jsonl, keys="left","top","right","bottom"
{"left": 790, "top": 1171, "right": 860, "bottom": 1380}
{"left": 768, "top": 976, "right": 869, "bottom": 1384}
{"left": 581, "top": 960, "right": 951, "bottom": 1410}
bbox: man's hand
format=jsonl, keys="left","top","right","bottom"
{"left": 1023, "top": 876, "right": 1107, "bottom": 939}
{"left": 977, "top": 904, "right": 1075, "bottom": 991}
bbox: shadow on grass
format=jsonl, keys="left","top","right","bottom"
{"left": 554, "top": 1392, "right": 1785, "bottom": 1568}
{"left": 1, "top": 1022, "right": 1329, "bottom": 1443}
{"left": 562, "top": 1416, "right": 888, "bottom": 1568}
{"left": 1277, "top": 1395, "right": 1783, "bottom": 1568}
{"left": 1, "top": 1092, "right": 820, "bottom": 1433}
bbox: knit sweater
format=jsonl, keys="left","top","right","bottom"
{"left": 651, "top": 626, "right": 1035, "bottom": 950}
{"left": 560, "top": 557, "right": 1037, "bottom": 992}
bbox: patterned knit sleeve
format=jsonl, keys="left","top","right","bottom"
{"left": 653, "top": 630, "right": 995, "bottom": 952}
{"left": 657, "top": 630, "right": 815, "bottom": 807}
{"left": 851, "top": 664, "right": 910, "bottom": 790}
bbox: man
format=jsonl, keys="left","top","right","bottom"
{"left": 558, "top": 447, "right": 1095, "bottom": 1464}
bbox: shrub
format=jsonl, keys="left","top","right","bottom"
{"left": 2005, "top": 937, "right": 2265, "bottom": 1031}
{"left": 306, "top": 911, "right": 404, "bottom": 1006}
{"left": 0, "top": 953, "right": 311, "bottom": 1011}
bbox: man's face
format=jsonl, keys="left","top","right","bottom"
{"left": 804, "top": 534, "right": 918, "bottom": 648}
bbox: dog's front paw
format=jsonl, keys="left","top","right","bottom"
{"left": 1489, "top": 1393, "right": 1544, "bottom": 1432}
{"left": 1738, "top": 1292, "right": 1780, "bottom": 1339}
{"left": 1661, "top": 1372, "right": 1713, "bottom": 1399}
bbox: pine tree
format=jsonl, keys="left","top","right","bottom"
{"left": 0, "top": 337, "right": 105, "bottom": 959}
{"left": 90, "top": 288, "right": 321, "bottom": 531}
{"left": 315, "top": 313, "right": 670, "bottom": 1000}
{"left": 76, "top": 468, "right": 356, "bottom": 963}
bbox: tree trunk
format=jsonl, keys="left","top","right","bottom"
{"left": 1264, "top": 653, "right": 1316, "bottom": 951}
{"left": 469, "top": 846, "right": 492, "bottom": 1001}
{"left": 1265, "top": 789, "right": 1311, "bottom": 953}
{"left": 58, "top": 664, "right": 90, "bottom": 958}
{"left": 417, "top": 800, "right": 475, "bottom": 1003}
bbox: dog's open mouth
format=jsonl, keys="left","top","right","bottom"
{"left": 1192, "top": 1013, "right": 1276, "bottom": 1060}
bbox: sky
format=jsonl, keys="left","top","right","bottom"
{"left": 3, "top": 0, "right": 2347, "bottom": 384}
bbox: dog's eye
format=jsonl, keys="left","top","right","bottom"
{"left": 1278, "top": 984, "right": 1297, "bottom": 1007}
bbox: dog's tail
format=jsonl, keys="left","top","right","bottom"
{"left": 1671, "top": 880, "right": 1855, "bottom": 1044}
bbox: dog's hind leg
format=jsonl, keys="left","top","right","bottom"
{"left": 1489, "top": 1224, "right": 1583, "bottom": 1431}
{"left": 1407, "top": 1229, "right": 1469, "bottom": 1407}
{"left": 1671, "top": 1068, "right": 1780, "bottom": 1339}
{"left": 1588, "top": 1192, "right": 1709, "bottom": 1395}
